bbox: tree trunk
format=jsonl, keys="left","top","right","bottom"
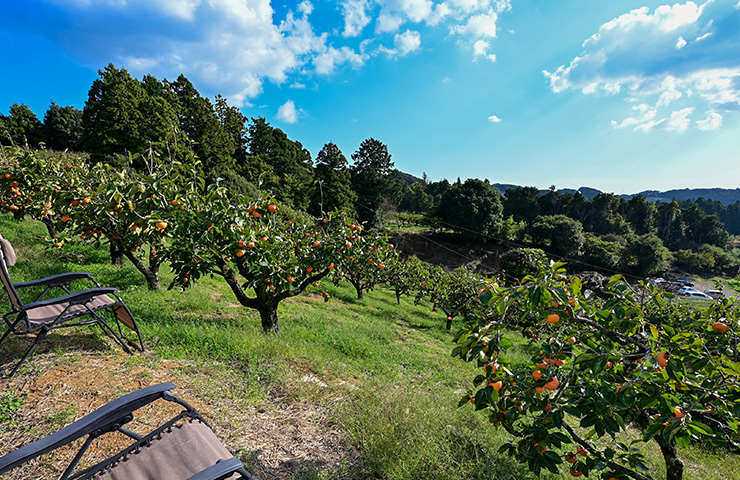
{"left": 395, "top": 287, "right": 401, "bottom": 304}
{"left": 41, "top": 216, "right": 57, "bottom": 239}
{"left": 123, "top": 251, "right": 160, "bottom": 291}
{"left": 654, "top": 434, "right": 683, "bottom": 480}
{"left": 353, "top": 280, "right": 363, "bottom": 300}
{"left": 257, "top": 302, "right": 280, "bottom": 333}
{"left": 110, "top": 242, "right": 125, "bottom": 266}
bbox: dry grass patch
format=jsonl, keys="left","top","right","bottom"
{"left": 1, "top": 332, "right": 366, "bottom": 480}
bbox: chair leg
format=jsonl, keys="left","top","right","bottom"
{"left": 0, "top": 326, "right": 12, "bottom": 347}
{"left": 95, "top": 316, "right": 133, "bottom": 355}
{"left": 7, "top": 328, "right": 48, "bottom": 378}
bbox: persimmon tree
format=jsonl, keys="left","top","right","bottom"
{"left": 0, "top": 147, "right": 73, "bottom": 234}
{"left": 454, "top": 262, "right": 740, "bottom": 480}
{"left": 426, "top": 265, "right": 485, "bottom": 330}
{"left": 167, "top": 184, "right": 352, "bottom": 332}
{"left": 385, "top": 254, "right": 427, "bottom": 304}
{"left": 48, "top": 149, "right": 193, "bottom": 290}
{"left": 331, "top": 225, "right": 397, "bottom": 300}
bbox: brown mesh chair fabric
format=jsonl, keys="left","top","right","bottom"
{"left": 25, "top": 293, "right": 118, "bottom": 326}
{"left": 0, "top": 383, "right": 256, "bottom": 480}
{"left": 96, "top": 420, "right": 240, "bottom": 480}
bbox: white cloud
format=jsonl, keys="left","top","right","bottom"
{"left": 487, "top": 114, "right": 502, "bottom": 123}
{"left": 18, "top": 0, "right": 515, "bottom": 107}
{"left": 313, "top": 46, "right": 365, "bottom": 74}
{"left": 473, "top": 39, "right": 496, "bottom": 62}
{"left": 377, "top": 13, "right": 403, "bottom": 32}
{"left": 341, "top": 0, "right": 371, "bottom": 37}
{"left": 378, "top": 29, "right": 421, "bottom": 57}
{"left": 395, "top": 29, "right": 421, "bottom": 54}
{"left": 696, "top": 111, "right": 723, "bottom": 129}
{"left": 277, "top": 99, "right": 301, "bottom": 123}
{"left": 545, "top": 0, "right": 740, "bottom": 131}
{"left": 451, "top": 11, "right": 498, "bottom": 38}
{"left": 298, "top": 0, "right": 313, "bottom": 16}
{"left": 666, "top": 107, "right": 694, "bottom": 131}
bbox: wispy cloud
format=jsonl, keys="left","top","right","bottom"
{"left": 488, "top": 114, "right": 502, "bottom": 123}
{"left": 379, "top": 29, "right": 422, "bottom": 57}
{"left": 545, "top": 0, "right": 740, "bottom": 131}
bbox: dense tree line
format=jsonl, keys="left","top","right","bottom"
{"left": 396, "top": 180, "right": 739, "bottom": 277}
{"left": 2, "top": 63, "right": 738, "bottom": 279}
{"left": 0, "top": 63, "right": 404, "bottom": 221}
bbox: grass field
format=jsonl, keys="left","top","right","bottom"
{"left": 1, "top": 214, "right": 738, "bottom": 480}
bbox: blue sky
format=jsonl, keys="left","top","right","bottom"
{"left": 1, "top": 0, "right": 739, "bottom": 194}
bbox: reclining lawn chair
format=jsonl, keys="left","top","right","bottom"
{"left": 0, "top": 382, "right": 258, "bottom": 480}
{"left": 0, "top": 233, "right": 144, "bottom": 377}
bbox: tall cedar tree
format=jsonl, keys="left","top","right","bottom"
{"left": 310, "top": 142, "right": 356, "bottom": 217}
{"left": 350, "top": 138, "right": 403, "bottom": 226}
{"left": 167, "top": 75, "right": 235, "bottom": 177}
{"left": 43, "top": 102, "right": 83, "bottom": 151}
{"left": 246, "top": 117, "right": 313, "bottom": 209}
{"left": 0, "top": 103, "right": 42, "bottom": 147}
{"left": 81, "top": 64, "right": 149, "bottom": 157}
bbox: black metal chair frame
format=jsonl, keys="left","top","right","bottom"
{"left": 0, "top": 383, "right": 257, "bottom": 480}
{"left": 0, "top": 246, "right": 144, "bottom": 377}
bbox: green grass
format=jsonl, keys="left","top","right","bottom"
{"left": 2, "top": 214, "right": 739, "bottom": 479}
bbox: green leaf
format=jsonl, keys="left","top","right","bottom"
{"left": 643, "top": 423, "right": 663, "bottom": 442}
{"left": 686, "top": 421, "right": 714, "bottom": 436}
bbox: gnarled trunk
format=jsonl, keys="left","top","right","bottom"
{"left": 110, "top": 242, "right": 125, "bottom": 266}
{"left": 655, "top": 434, "right": 684, "bottom": 480}
{"left": 257, "top": 302, "right": 280, "bottom": 333}
{"left": 123, "top": 251, "right": 161, "bottom": 291}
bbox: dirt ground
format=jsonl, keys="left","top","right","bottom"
{"left": 0, "top": 333, "right": 366, "bottom": 480}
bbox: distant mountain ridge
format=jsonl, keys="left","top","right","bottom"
{"left": 398, "top": 172, "right": 740, "bottom": 205}
{"left": 628, "top": 188, "right": 740, "bottom": 205}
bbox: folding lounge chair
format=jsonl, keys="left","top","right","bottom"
{"left": 0, "top": 234, "right": 144, "bottom": 377}
{"left": 0, "top": 382, "right": 258, "bottom": 480}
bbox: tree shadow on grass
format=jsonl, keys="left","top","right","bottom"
{"left": 0, "top": 328, "right": 117, "bottom": 378}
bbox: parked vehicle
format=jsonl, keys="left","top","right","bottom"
{"left": 684, "top": 291, "right": 712, "bottom": 299}
{"left": 679, "top": 287, "right": 702, "bottom": 295}
{"left": 704, "top": 290, "right": 724, "bottom": 299}
{"left": 677, "top": 280, "right": 695, "bottom": 287}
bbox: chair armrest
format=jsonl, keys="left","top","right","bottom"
{"left": 21, "top": 288, "right": 119, "bottom": 311}
{"left": 13, "top": 272, "right": 98, "bottom": 289}
{"left": 0, "top": 383, "right": 176, "bottom": 475}
{"left": 186, "top": 458, "right": 249, "bottom": 480}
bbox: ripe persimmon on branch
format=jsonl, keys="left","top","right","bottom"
{"left": 453, "top": 261, "right": 740, "bottom": 480}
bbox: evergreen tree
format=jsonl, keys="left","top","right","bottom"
{"left": 350, "top": 138, "right": 404, "bottom": 226}
{"left": 81, "top": 64, "right": 148, "bottom": 157}
{"left": 309, "top": 142, "right": 356, "bottom": 216}
{"left": 246, "top": 117, "right": 313, "bottom": 209}
{"left": 167, "top": 75, "right": 235, "bottom": 177}
{"left": 0, "top": 103, "right": 42, "bottom": 147}
{"left": 42, "top": 102, "right": 83, "bottom": 151}
{"left": 436, "top": 178, "right": 503, "bottom": 241}
{"left": 625, "top": 194, "right": 658, "bottom": 235}
{"left": 503, "top": 186, "right": 541, "bottom": 224}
